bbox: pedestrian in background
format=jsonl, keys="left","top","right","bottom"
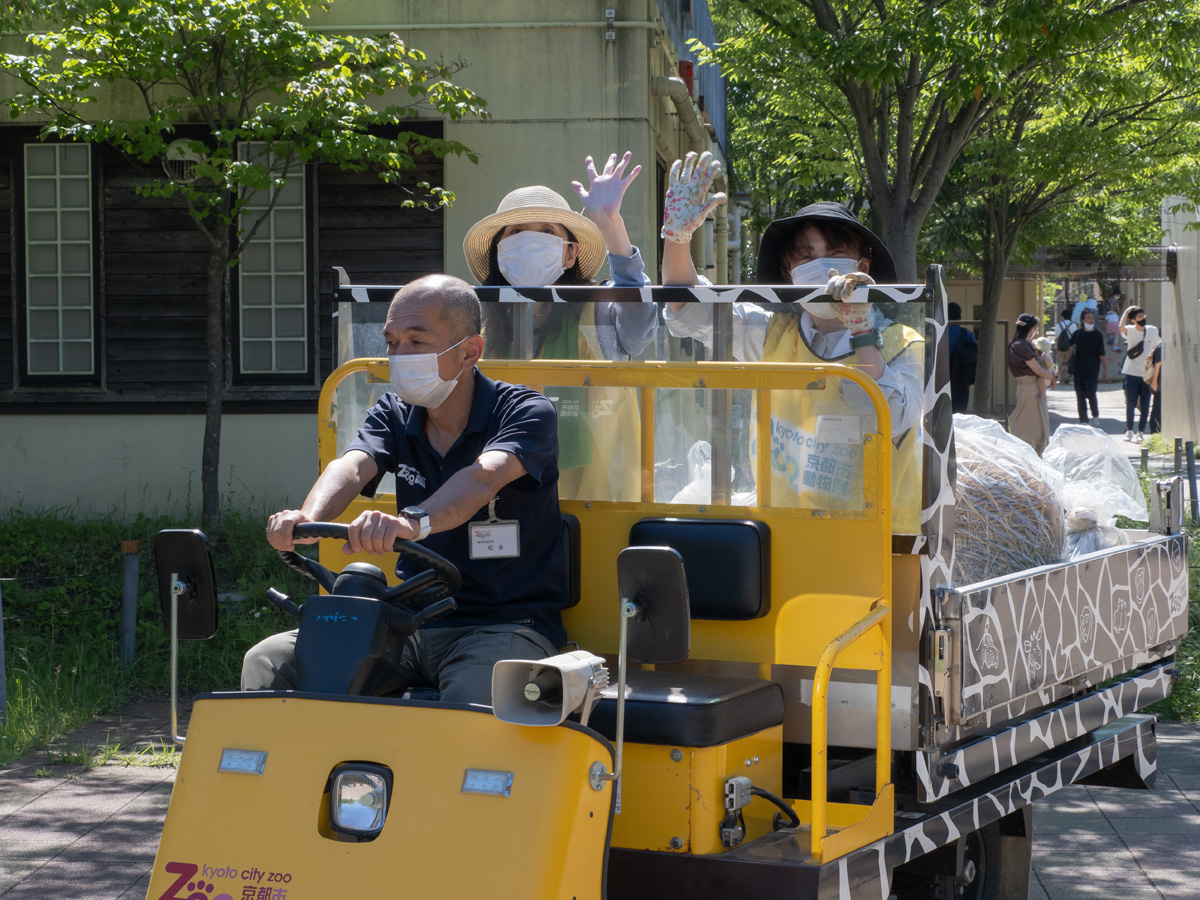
{"left": 1071, "top": 308, "right": 1106, "bottom": 425}
{"left": 1147, "top": 343, "right": 1162, "bottom": 434}
{"left": 1008, "top": 313, "right": 1056, "bottom": 454}
{"left": 947, "top": 301, "right": 978, "bottom": 413}
{"left": 1054, "top": 308, "right": 1076, "bottom": 385}
{"left": 1118, "top": 305, "right": 1160, "bottom": 442}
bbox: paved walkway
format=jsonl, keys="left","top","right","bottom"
{"left": 0, "top": 699, "right": 1196, "bottom": 899}
{"left": 0, "top": 700, "right": 189, "bottom": 899}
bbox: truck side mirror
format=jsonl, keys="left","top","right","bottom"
{"left": 618, "top": 546, "right": 690, "bottom": 665}
{"left": 153, "top": 529, "right": 218, "bottom": 640}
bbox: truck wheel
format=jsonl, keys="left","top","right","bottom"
{"left": 891, "top": 821, "right": 1001, "bottom": 900}
{"left": 949, "top": 822, "right": 1000, "bottom": 900}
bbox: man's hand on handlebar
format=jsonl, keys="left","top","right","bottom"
{"left": 346, "top": 509, "right": 419, "bottom": 556}
{"left": 266, "top": 510, "right": 319, "bottom": 551}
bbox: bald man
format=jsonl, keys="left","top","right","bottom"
{"left": 243, "top": 275, "right": 568, "bottom": 702}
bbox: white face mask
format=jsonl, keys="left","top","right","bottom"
{"left": 1083, "top": 322, "right": 1095, "bottom": 331}
{"left": 497, "top": 230, "right": 568, "bottom": 286}
{"left": 388, "top": 336, "right": 469, "bottom": 409}
{"left": 793, "top": 258, "right": 862, "bottom": 319}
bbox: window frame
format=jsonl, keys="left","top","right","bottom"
{"left": 231, "top": 144, "right": 315, "bottom": 386}
{"left": 16, "top": 140, "right": 102, "bottom": 387}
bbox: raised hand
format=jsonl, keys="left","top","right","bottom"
{"left": 572, "top": 151, "right": 641, "bottom": 224}
{"left": 661, "top": 151, "right": 726, "bottom": 244}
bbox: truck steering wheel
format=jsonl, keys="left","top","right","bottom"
{"left": 276, "top": 522, "right": 462, "bottom": 609}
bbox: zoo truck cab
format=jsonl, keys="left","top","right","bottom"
{"left": 145, "top": 268, "right": 1189, "bottom": 900}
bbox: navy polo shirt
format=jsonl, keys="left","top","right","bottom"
{"left": 347, "top": 369, "right": 568, "bottom": 647}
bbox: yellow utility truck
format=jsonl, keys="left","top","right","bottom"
{"left": 147, "top": 268, "right": 1189, "bottom": 900}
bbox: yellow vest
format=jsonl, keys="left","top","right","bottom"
{"left": 761, "top": 314, "right": 923, "bottom": 534}
{"left": 540, "top": 304, "right": 642, "bottom": 503}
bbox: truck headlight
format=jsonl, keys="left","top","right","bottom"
{"left": 329, "top": 763, "right": 393, "bottom": 839}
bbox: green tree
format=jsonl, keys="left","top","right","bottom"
{"left": 0, "top": 0, "right": 487, "bottom": 534}
{"left": 702, "top": 0, "right": 1195, "bottom": 281}
{"left": 924, "top": 42, "right": 1200, "bottom": 414}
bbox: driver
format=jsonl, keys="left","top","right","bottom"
{"left": 242, "top": 274, "right": 568, "bottom": 704}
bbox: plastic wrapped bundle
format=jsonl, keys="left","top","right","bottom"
{"left": 1043, "top": 424, "right": 1147, "bottom": 525}
{"left": 1065, "top": 507, "right": 1129, "bottom": 558}
{"left": 952, "top": 415, "right": 1067, "bottom": 585}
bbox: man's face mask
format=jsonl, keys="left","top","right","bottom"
{"left": 792, "top": 257, "right": 862, "bottom": 319}
{"left": 1083, "top": 321, "right": 1096, "bottom": 331}
{"left": 497, "top": 230, "right": 568, "bottom": 286}
{"left": 388, "top": 336, "right": 470, "bottom": 409}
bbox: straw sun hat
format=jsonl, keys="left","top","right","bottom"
{"left": 463, "top": 185, "right": 607, "bottom": 285}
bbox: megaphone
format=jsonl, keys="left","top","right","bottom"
{"left": 492, "top": 650, "right": 609, "bottom": 727}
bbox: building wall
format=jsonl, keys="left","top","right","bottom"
{"left": 310, "top": 0, "right": 724, "bottom": 284}
{"left": 0, "top": 0, "right": 726, "bottom": 518}
{"left": 0, "top": 413, "right": 316, "bottom": 516}
{"left": 944, "top": 278, "right": 1043, "bottom": 416}
{"left": 1160, "top": 200, "right": 1200, "bottom": 442}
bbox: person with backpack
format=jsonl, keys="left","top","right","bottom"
{"left": 947, "top": 302, "right": 977, "bottom": 413}
{"left": 1054, "top": 308, "right": 1077, "bottom": 385}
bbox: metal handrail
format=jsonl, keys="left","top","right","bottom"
{"left": 810, "top": 601, "right": 892, "bottom": 864}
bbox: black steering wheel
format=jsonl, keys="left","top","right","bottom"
{"left": 276, "top": 522, "right": 461, "bottom": 608}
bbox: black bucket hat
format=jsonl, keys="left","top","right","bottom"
{"left": 755, "top": 201, "right": 898, "bottom": 285}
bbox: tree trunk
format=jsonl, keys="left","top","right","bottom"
{"left": 972, "top": 253, "right": 1009, "bottom": 418}
{"left": 200, "top": 249, "right": 228, "bottom": 536}
{"left": 874, "top": 193, "right": 923, "bottom": 284}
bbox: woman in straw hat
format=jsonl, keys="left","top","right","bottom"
{"left": 463, "top": 152, "right": 655, "bottom": 502}
{"left": 659, "top": 152, "right": 924, "bottom": 531}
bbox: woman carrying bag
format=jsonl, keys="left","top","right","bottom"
{"left": 1007, "top": 313, "right": 1057, "bottom": 454}
{"left": 1118, "top": 306, "right": 1160, "bottom": 442}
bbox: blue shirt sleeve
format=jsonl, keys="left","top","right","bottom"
{"left": 606, "top": 246, "right": 651, "bottom": 286}
{"left": 483, "top": 388, "right": 559, "bottom": 487}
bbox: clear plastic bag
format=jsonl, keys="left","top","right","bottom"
{"left": 952, "top": 414, "right": 1067, "bottom": 585}
{"left": 1064, "top": 506, "right": 1129, "bottom": 558}
{"left": 1042, "top": 424, "right": 1147, "bottom": 525}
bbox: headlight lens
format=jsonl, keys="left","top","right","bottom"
{"left": 329, "top": 764, "right": 392, "bottom": 838}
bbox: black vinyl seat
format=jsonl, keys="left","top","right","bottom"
{"left": 589, "top": 670, "right": 785, "bottom": 747}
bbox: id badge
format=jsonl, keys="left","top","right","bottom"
{"left": 469, "top": 497, "right": 520, "bottom": 559}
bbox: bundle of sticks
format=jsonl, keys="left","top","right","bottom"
{"left": 953, "top": 419, "right": 1066, "bottom": 586}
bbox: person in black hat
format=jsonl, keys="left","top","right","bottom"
{"left": 660, "top": 157, "right": 924, "bottom": 531}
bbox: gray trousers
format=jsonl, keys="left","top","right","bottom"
{"left": 240, "top": 623, "right": 558, "bottom": 706}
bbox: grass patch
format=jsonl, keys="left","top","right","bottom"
{"left": 0, "top": 506, "right": 312, "bottom": 767}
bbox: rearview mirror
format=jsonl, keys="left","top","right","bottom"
{"left": 153, "top": 529, "right": 218, "bottom": 640}
{"left": 617, "top": 546, "right": 690, "bottom": 664}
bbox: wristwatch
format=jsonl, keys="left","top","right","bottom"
{"left": 849, "top": 328, "right": 882, "bottom": 350}
{"left": 400, "top": 506, "right": 431, "bottom": 541}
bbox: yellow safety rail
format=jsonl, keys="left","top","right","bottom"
{"left": 810, "top": 601, "right": 892, "bottom": 864}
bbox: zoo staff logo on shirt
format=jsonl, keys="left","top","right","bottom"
{"left": 396, "top": 464, "right": 426, "bottom": 488}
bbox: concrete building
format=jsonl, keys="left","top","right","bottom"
{"left": 0, "top": 1, "right": 729, "bottom": 517}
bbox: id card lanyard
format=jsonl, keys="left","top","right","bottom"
{"left": 468, "top": 496, "right": 520, "bottom": 559}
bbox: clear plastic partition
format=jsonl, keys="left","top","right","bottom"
{"left": 332, "top": 294, "right": 930, "bottom": 530}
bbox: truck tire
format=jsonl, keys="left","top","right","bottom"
{"left": 891, "top": 821, "right": 1001, "bottom": 900}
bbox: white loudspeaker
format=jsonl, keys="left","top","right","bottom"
{"left": 492, "top": 650, "right": 609, "bottom": 727}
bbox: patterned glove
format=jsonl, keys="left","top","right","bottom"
{"left": 825, "top": 269, "right": 874, "bottom": 302}
{"left": 661, "top": 151, "right": 727, "bottom": 244}
{"left": 834, "top": 302, "right": 875, "bottom": 336}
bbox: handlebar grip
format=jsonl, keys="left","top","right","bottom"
{"left": 412, "top": 597, "right": 457, "bottom": 626}
{"left": 266, "top": 587, "right": 303, "bottom": 623}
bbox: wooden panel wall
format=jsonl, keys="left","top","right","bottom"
{"left": 0, "top": 124, "right": 446, "bottom": 410}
